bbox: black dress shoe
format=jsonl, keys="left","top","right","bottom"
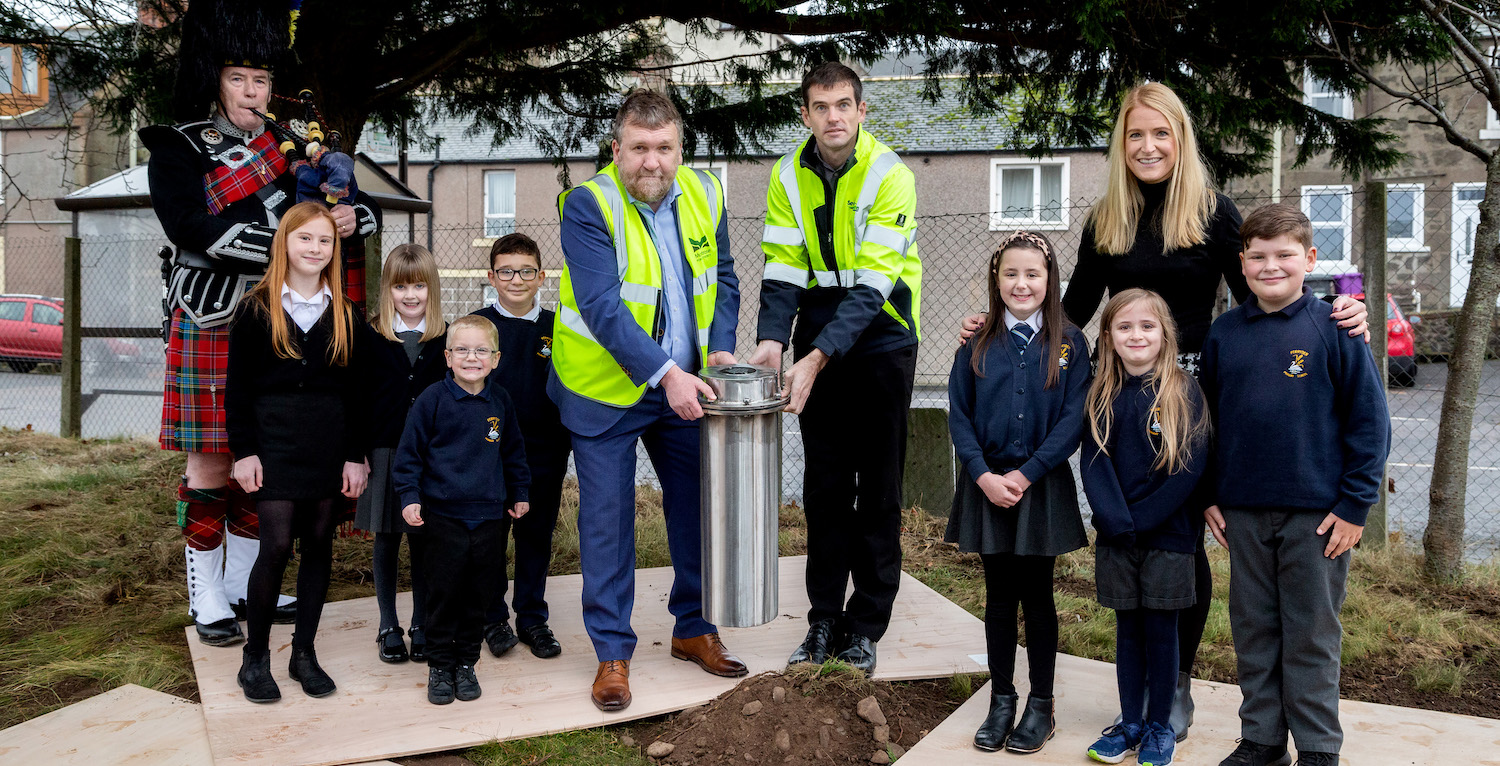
{"left": 973, "top": 690, "right": 1019, "bottom": 751}
{"left": 408, "top": 625, "right": 427, "bottom": 663}
{"left": 288, "top": 645, "right": 337, "bottom": 698}
{"left": 230, "top": 598, "right": 297, "bottom": 625}
{"left": 427, "top": 666, "right": 456, "bottom": 705}
{"left": 518, "top": 623, "right": 562, "bottom": 658}
{"left": 196, "top": 617, "right": 244, "bottom": 647}
{"left": 835, "top": 633, "right": 877, "bottom": 674}
{"left": 485, "top": 622, "right": 519, "bottom": 658}
{"left": 237, "top": 647, "right": 280, "bottom": 703}
{"left": 1005, "top": 695, "right": 1055, "bottom": 754}
{"left": 455, "top": 664, "right": 482, "bottom": 701}
{"left": 377, "top": 626, "right": 409, "bottom": 663}
{"left": 787, "top": 618, "right": 838, "bottom": 665}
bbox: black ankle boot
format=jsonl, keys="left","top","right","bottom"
{"left": 237, "top": 647, "right": 281, "bottom": 703}
{"left": 288, "top": 644, "right": 337, "bottom": 698}
{"left": 1005, "top": 695, "right": 1055, "bottom": 754}
{"left": 973, "top": 690, "right": 1019, "bottom": 751}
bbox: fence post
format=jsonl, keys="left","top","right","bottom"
{"left": 1362, "top": 182, "right": 1388, "bottom": 548}
{"left": 365, "top": 229, "right": 383, "bottom": 318}
{"left": 60, "top": 237, "right": 82, "bottom": 438}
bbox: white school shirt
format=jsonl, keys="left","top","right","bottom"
{"left": 491, "top": 299, "right": 541, "bottom": 322}
{"left": 280, "top": 283, "right": 332, "bottom": 332}
{"left": 394, "top": 315, "right": 427, "bottom": 333}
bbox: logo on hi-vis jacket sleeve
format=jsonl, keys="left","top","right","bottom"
{"left": 1285, "top": 349, "right": 1309, "bottom": 378}
{"left": 1058, "top": 343, "right": 1071, "bottom": 369}
{"left": 485, "top": 417, "right": 501, "bottom": 443}
{"left": 689, "top": 236, "right": 711, "bottom": 253}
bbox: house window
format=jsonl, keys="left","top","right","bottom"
{"left": 0, "top": 46, "right": 48, "bottom": 115}
{"left": 989, "top": 157, "right": 1070, "bottom": 231}
{"left": 1304, "top": 71, "right": 1352, "bottom": 119}
{"left": 19, "top": 48, "right": 38, "bottom": 94}
{"left": 483, "top": 170, "right": 516, "bottom": 237}
{"left": 1386, "top": 184, "right": 1425, "bottom": 252}
{"left": 1301, "top": 185, "right": 1353, "bottom": 268}
{"left": 689, "top": 160, "right": 728, "bottom": 200}
{"left": 0, "top": 47, "right": 11, "bottom": 92}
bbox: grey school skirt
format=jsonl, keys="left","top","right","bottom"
{"left": 945, "top": 462, "right": 1088, "bottom": 557}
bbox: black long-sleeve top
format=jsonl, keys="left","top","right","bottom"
{"left": 367, "top": 327, "right": 449, "bottom": 449}
{"left": 1062, "top": 182, "right": 1249, "bottom": 354}
{"left": 1201, "top": 289, "right": 1391, "bottom": 525}
{"left": 392, "top": 375, "right": 531, "bottom": 521}
{"left": 1081, "top": 375, "right": 1209, "bottom": 553}
{"left": 224, "top": 295, "right": 372, "bottom": 462}
{"left": 948, "top": 324, "right": 1092, "bottom": 485}
{"left": 471, "top": 306, "right": 571, "bottom": 469}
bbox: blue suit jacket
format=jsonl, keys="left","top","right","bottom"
{"left": 549, "top": 178, "right": 740, "bottom": 437}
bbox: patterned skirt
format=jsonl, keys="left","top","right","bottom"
{"left": 159, "top": 309, "right": 230, "bottom": 454}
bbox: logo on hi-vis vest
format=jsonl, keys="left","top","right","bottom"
{"left": 538, "top": 336, "right": 552, "bottom": 358}
{"left": 689, "top": 236, "right": 711, "bottom": 253}
{"left": 1058, "top": 343, "right": 1071, "bottom": 369}
{"left": 485, "top": 417, "right": 502, "bottom": 443}
{"left": 1284, "top": 349, "right": 1310, "bottom": 378}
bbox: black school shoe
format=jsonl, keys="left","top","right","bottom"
{"left": 408, "top": 625, "right": 427, "bottom": 663}
{"left": 973, "top": 690, "right": 1019, "bottom": 751}
{"left": 288, "top": 645, "right": 337, "bottom": 698}
{"left": 377, "top": 626, "right": 409, "bottom": 663}
{"left": 787, "top": 618, "right": 839, "bottom": 665}
{"left": 455, "top": 664, "right": 482, "bottom": 701}
{"left": 834, "top": 634, "right": 878, "bottom": 675}
{"left": 231, "top": 597, "right": 297, "bottom": 625}
{"left": 518, "top": 623, "right": 562, "bottom": 658}
{"left": 196, "top": 617, "right": 245, "bottom": 647}
{"left": 1294, "top": 752, "right": 1338, "bottom": 766}
{"left": 237, "top": 647, "right": 281, "bottom": 703}
{"left": 1218, "top": 739, "right": 1292, "bottom": 766}
{"left": 427, "top": 666, "right": 456, "bottom": 705}
{"left": 1005, "top": 695, "right": 1055, "bottom": 754}
{"left": 484, "top": 622, "right": 519, "bottom": 658}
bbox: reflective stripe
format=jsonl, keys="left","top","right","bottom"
{"left": 589, "top": 173, "right": 632, "bottom": 279}
{"left": 854, "top": 150, "right": 906, "bottom": 250}
{"left": 698, "top": 327, "right": 712, "bottom": 349}
{"left": 812, "top": 268, "right": 858, "bottom": 288}
{"left": 692, "top": 268, "right": 714, "bottom": 297}
{"left": 862, "top": 223, "right": 910, "bottom": 255}
{"left": 777, "top": 153, "right": 804, "bottom": 233}
{"left": 854, "top": 268, "right": 896, "bottom": 299}
{"left": 692, "top": 168, "right": 720, "bottom": 223}
{"left": 557, "top": 306, "right": 599, "bottom": 343}
{"left": 761, "top": 224, "right": 805, "bottom": 247}
{"left": 619, "top": 282, "right": 659, "bottom": 305}
{"left": 763, "top": 261, "right": 810, "bottom": 286}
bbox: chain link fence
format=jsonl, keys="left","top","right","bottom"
{"left": 3, "top": 182, "right": 1497, "bottom": 558}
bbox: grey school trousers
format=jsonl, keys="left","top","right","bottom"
{"left": 1224, "top": 508, "right": 1350, "bottom": 754}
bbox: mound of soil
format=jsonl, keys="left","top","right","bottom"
{"left": 634, "top": 669, "right": 961, "bottom": 764}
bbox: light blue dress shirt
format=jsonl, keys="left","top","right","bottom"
{"left": 625, "top": 181, "right": 697, "bottom": 387}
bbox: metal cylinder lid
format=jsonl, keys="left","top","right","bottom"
{"left": 699, "top": 364, "right": 786, "bottom": 414}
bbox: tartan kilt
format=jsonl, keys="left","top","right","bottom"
{"left": 159, "top": 308, "right": 231, "bottom": 453}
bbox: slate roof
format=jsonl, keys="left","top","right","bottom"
{"left": 359, "top": 78, "right": 1101, "bottom": 164}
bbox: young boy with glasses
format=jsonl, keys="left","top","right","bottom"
{"left": 394, "top": 314, "right": 531, "bottom": 704}
{"left": 470, "top": 233, "right": 572, "bottom": 660}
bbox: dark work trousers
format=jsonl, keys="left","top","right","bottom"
{"left": 799, "top": 344, "right": 917, "bottom": 641}
{"left": 486, "top": 453, "right": 569, "bottom": 631}
{"left": 421, "top": 512, "right": 504, "bottom": 671}
{"left": 1224, "top": 508, "right": 1350, "bottom": 754}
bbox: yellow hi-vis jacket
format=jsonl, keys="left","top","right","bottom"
{"left": 759, "top": 129, "right": 921, "bottom": 358}
{"left": 553, "top": 163, "right": 724, "bottom": 407}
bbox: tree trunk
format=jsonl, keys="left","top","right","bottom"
{"left": 1424, "top": 151, "right": 1500, "bottom": 581}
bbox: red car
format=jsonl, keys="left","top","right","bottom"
{"left": 1305, "top": 278, "right": 1418, "bottom": 387}
{"left": 0, "top": 294, "right": 63, "bottom": 373}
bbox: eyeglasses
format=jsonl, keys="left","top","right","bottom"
{"left": 449, "top": 347, "right": 494, "bottom": 359}
{"left": 492, "top": 267, "right": 539, "bottom": 282}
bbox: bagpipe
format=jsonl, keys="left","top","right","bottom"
{"left": 252, "top": 89, "right": 358, "bottom": 207}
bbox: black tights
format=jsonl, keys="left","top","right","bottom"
{"left": 1178, "top": 543, "right": 1212, "bottom": 672}
{"left": 981, "top": 553, "right": 1058, "bottom": 698}
{"left": 245, "top": 498, "right": 339, "bottom": 654}
{"left": 373, "top": 531, "right": 427, "bottom": 632}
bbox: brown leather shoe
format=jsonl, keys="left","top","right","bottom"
{"left": 591, "top": 660, "right": 631, "bottom": 711}
{"left": 671, "top": 632, "right": 748, "bottom": 677}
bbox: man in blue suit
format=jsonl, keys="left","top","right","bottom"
{"left": 549, "top": 89, "right": 745, "bottom": 712}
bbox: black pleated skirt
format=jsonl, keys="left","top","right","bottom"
{"left": 944, "top": 462, "right": 1088, "bottom": 557}
{"left": 252, "top": 392, "right": 346, "bottom": 500}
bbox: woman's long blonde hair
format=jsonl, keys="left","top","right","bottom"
{"left": 1089, "top": 83, "right": 1218, "bottom": 255}
{"left": 373, "top": 244, "right": 444, "bottom": 342}
{"left": 1086, "top": 289, "right": 1209, "bottom": 474}
{"left": 244, "top": 202, "right": 355, "bottom": 366}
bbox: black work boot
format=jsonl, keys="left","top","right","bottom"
{"left": 237, "top": 647, "right": 281, "bottom": 703}
{"left": 1005, "top": 694, "right": 1055, "bottom": 754}
{"left": 288, "top": 643, "right": 337, "bottom": 698}
{"left": 972, "top": 690, "right": 1019, "bottom": 751}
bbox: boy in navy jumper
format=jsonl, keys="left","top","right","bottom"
{"left": 1200, "top": 204, "right": 1390, "bottom": 766}
{"left": 470, "top": 233, "right": 572, "bottom": 660}
{"left": 394, "top": 315, "right": 531, "bottom": 705}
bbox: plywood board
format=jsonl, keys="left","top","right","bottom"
{"left": 191, "top": 555, "right": 987, "bottom": 766}
{"left": 900, "top": 652, "right": 1500, "bottom": 766}
{"left": 0, "top": 683, "right": 213, "bottom": 766}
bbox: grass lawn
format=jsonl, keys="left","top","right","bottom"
{"left": 2, "top": 428, "right": 1498, "bottom": 761}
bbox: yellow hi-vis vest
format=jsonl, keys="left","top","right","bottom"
{"left": 760, "top": 130, "right": 921, "bottom": 338}
{"left": 553, "top": 163, "right": 723, "bottom": 407}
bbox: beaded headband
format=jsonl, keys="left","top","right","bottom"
{"left": 997, "top": 229, "right": 1053, "bottom": 261}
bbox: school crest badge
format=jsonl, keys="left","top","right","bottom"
{"left": 1149, "top": 407, "right": 1163, "bottom": 436}
{"left": 538, "top": 335, "right": 552, "bottom": 358}
{"left": 1058, "top": 343, "right": 1071, "bottom": 369}
{"left": 1284, "top": 349, "right": 1309, "bottom": 378}
{"left": 485, "top": 417, "right": 501, "bottom": 443}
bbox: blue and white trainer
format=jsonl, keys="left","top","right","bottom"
{"left": 1138, "top": 721, "right": 1176, "bottom": 766}
{"left": 1087, "top": 721, "right": 1144, "bottom": 764}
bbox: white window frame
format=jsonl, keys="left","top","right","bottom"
{"left": 1300, "top": 184, "right": 1354, "bottom": 273}
{"left": 1304, "top": 70, "right": 1353, "bottom": 119}
{"left": 482, "top": 169, "right": 516, "bottom": 238}
{"left": 688, "top": 160, "right": 728, "bottom": 201}
{"left": 988, "top": 156, "right": 1070, "bottom": 231}
{"left": 1385, "top": 183, "right": 1426, "bottom": 252}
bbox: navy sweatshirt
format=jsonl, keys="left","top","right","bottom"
{"left": 1200, "top": 288, "right": 1391, "bottom": 525}
{"left": 949, "top": 323, "right": 1092, "bottom": 485}
{"left": 392, "top": 374, "right": 531, "bottom": 521}
{"left": 470, "top": 305, "right": 571, "bottom": 471}
{"left": 1082, "top": 375, "right": 1208, "bottom": 553}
